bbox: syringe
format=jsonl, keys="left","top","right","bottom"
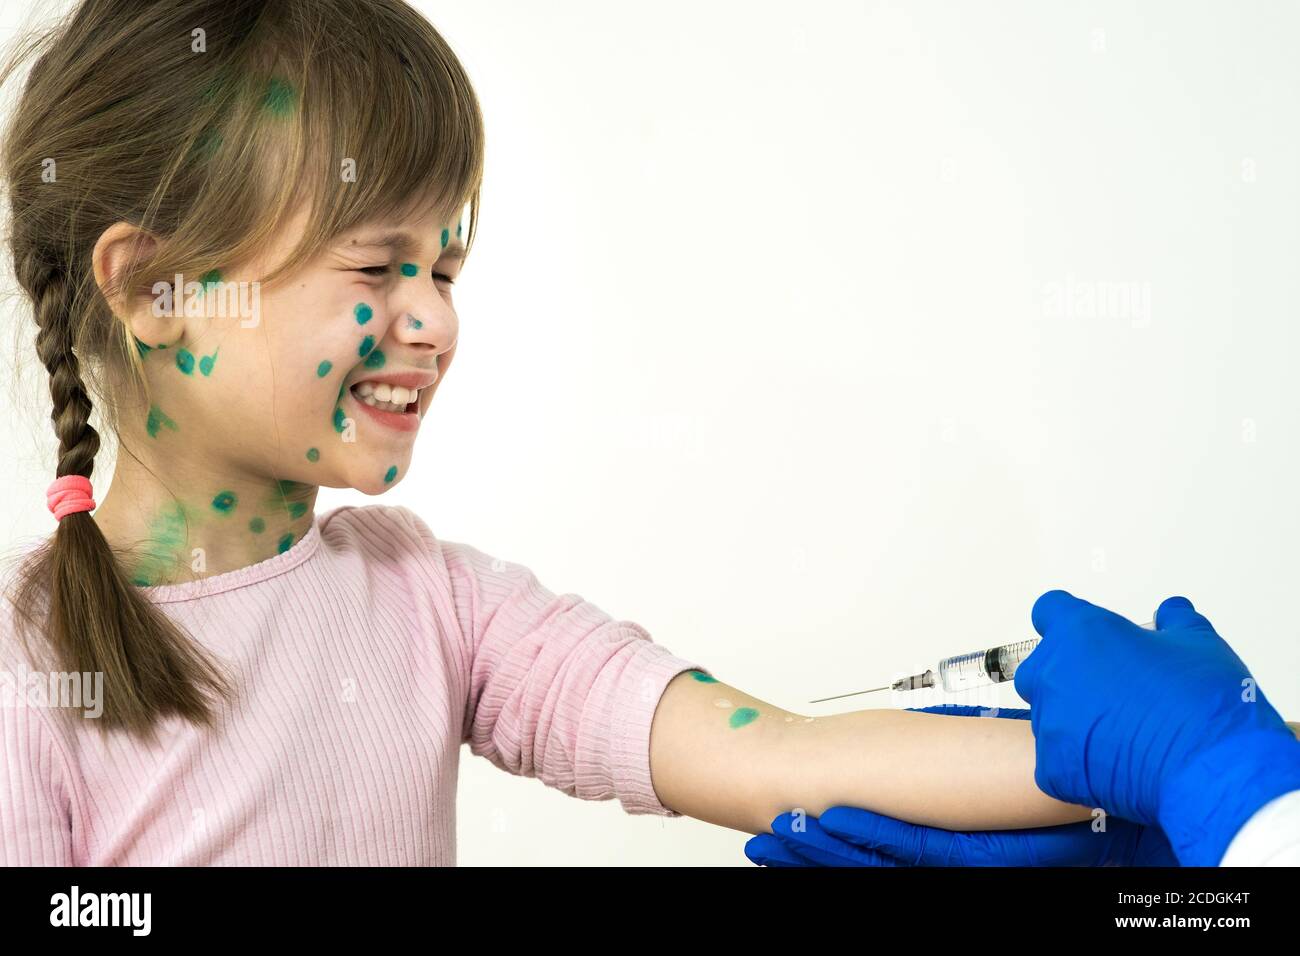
{"left": 809, "top": 620, "right": 1154, "bottom": 704}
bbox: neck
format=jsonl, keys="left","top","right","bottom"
{"left": 93, "top": 442, "right": 318, "bottom": 587}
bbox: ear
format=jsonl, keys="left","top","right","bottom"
{"left": 92, "top": 222, "right": 184, "bottom": 349}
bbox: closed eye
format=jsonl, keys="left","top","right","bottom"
{"left": 356, "top": 265, "right": 455, "bottom": 286}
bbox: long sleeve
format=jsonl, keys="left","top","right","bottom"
{"left": 435, "top": 533, "right": 708, "bottom": 816}
{"left": 0, "top": 697, "right": 75, "bottom": 866}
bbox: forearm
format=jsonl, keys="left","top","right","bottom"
{"left": 649, "top": 672, "right": 1093, "bottom": 835}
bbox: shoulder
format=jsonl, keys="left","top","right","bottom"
{"left": 317, "top": 504, "right": 531, "bottom": 592}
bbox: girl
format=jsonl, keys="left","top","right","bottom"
{"left": 0, "top": 0, "right": 1116, "bottom": 865}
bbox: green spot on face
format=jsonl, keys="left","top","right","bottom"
{"left": 363, "top": 348, "right": 385, "bottom": 369}
{"left": 134, "top": 338, "right": 153, "bottom": 359}
{"left": 408, "top": 316, "right": 423, "bottom": 330}
{"left": 277, "top": 533, "right": 293, "bottom": 553}
{"left": 354, "top": 303, "right": 373, "bottom": 325}
{"left": 399, "top": 262, "right": 419, "bottom": 277}
{"left": 146, "top": 405, "right": 179, "bottom": 437}
{"left": 688, "top": 670, "right": 719, "bottom": 684}
{"left": 199, "top": 349, "right": 218, "bottom": 376}
{"left": 248, "top": 517, "right": 266, "bottom": 534}
{"left": 306, "top": 447, "right": 320, "bottom": 462}
{"left": 359, "top": 335, "right": 374, "bottom": 357}
{"left": 316, "top": 360, "right": 333, "bottom": 377}
{"left": 383, "top": 465, "right": 398, "bottom": 483}
{"left": 176, "top": 349, "right": 196, "bottom": 374}
{"left": 263, "top": 78, "right": 296, "bottom": 116}
{"left": 288, "top": 501, "right": 308, "bottom": 519}
{"left": 729, "top": 707, "right": 760, "bottom": 729}
{"left": 333, "top": 406, "right": 346, "bottom": 432}
{"left": 440, "top": 228, "right": 449, "bottom": 248}
{"left": 456, "top": 220, "right": 462, "bottom": 238}
{"left": 211, "top": 490, "right": 237, "bottom": 513}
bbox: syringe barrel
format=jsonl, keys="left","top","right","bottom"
{"left": 938, "top": 637, "right": 1042, "bottom": 692}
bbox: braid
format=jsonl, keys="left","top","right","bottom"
{"left": 27, "top": 253, "right": 101, "bottom": 480}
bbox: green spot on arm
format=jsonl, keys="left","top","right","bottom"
{"left": 729, "top": 707, "right": 760, "bottom": 729}
{"left": 688, "top": 670, "right": 719, "bottom": 683}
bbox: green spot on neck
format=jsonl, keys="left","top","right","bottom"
{"left": 287, "top": 501, "right": 308, "bottom": 519}
{"left": 176, "top": 349, "right": 196, "bottom": 375}
{"left": 146, "top": 405, "right": 179, "bottom": 437}
{"left": 399, "top": 262, "right": 419, "bottom": 277}
{"left": 316, "top": 360, "right": 333, "bottom": 377}
{"left": 363, "top": 348, "right": 385, "bottom": 369}
{"left": 383, "top": 465, "right": 398, "bottom": 483}
{"left": 199, "top": 349, "right": 219, "bottom": 376}
{"left": 262, "top": 78, "right": 296, "bottom": 117}
{"left": 306, "top": 447, "right": 320, "bottom": 462}
{"left": 134, "top": 338, "right": 154, "bottom": 359}
{"left": 729, "top": 707, "right": 760, "bottom": 729}
{"left": 248, "top": 517, "right": 266, "bottom": 534}
{"left": 211, "top": 490, "right": 237, "bottom": 513}
{"left": 688, "top": 670, "right": 719, "bottom": 683}
{"left": 354, "top": 303, "right": 373, "bottom": 325}
{"left": 277, "top": 532, "right": 294, "bottom": 553}
{"left": 358, "top": 335, "right": 374, "bottom": 357}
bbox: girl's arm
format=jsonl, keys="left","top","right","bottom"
{"left": 649, "top": 671, "right": 1300, "bottom": 835}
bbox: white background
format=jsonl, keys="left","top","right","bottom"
{"left": 2, "top": 1, "right": 1297, "bottom": 865}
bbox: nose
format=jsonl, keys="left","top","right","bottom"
{"left": 387, "top": 273, "right": 457, "bottom": 364}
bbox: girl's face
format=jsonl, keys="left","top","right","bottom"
{"left": 115, "top": 202, "right": 466, "bottom": 495}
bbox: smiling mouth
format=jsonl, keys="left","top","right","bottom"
{"left": 350, "top": 380, "right": 426, "bottom": 414}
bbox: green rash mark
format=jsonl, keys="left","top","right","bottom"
{"left": 383, "top": 465, "right": 398, "bottom": 483}
{"left": 211, "top": 490, "right": 237, "bottom": 513}
{"left": 407, "top": 316, "right": 424, "bottom": 330}
{"left": 354, "top": 303, "right": 373, "bottom": 325}
{"left": 399, "top": 262, "right": 419, "bottom": 277}
{"left": 729, "top": 707, "right": 760, "bottom": 729}
{"left": 263, "top": 78, "right": 296, "bottom": 117}
{"left": 440, "top": 228, "right": 449, "bottom": 249}
{"left": 199, "top": 269, "right": 222, "bottom": 292}
{"left": 176, "top": 349, "right": 196, "bottom": 375}
{"left": 275, "top": 479, "right": 311, "bottom": 499}
{"left": 333, "top": 406, "right": 346, "bottom": 432}
{"left": 687, "top": 670, "right": 719, "bottom": 684}
{"left": 306, "top": 447, "right": 320, "bottom": 462}
{"left": 316, "top": 360, "right": 333, "bottom": 377}
{"left": 130, "top": 500, "right": 189, "bottom": 587}
{"left": 146, "top": 405, "right": 179, "bottom": 437}
{"left": 287, "top": 501, "right": 308, "bottom": 519}
{"left": 456, "top": 220, "right": 462, "bottom": 238}
{"left": 363, "top": 348, "right": 386, "bottom": 369}
{"left": 277, "top": 533, "right": 294, "bottom": 554}
{"left": 198, "top": 349, "right": 219, "bottom": 376}
{"left": 248, "top": 517, "right": 265, "bottom": 534}
{"left": 134, "top": 338, "right": 153, "bottom": 359}
{"left": 359, "top": 335, "right": 375, "bottom": 357}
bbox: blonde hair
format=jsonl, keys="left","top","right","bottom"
{"left": 0, "top": 0, "right": 485, "bottom": 736}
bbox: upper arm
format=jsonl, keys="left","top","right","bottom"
{"left": 0, "top": 705, "right": 75, "bottom": 866}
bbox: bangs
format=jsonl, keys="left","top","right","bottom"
{"left": 189, "top": 0, "right": 484, "bottom": 288}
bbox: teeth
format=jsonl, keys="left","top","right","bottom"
{"left": 351, "top": 381, "right": 422, "bottom": 413}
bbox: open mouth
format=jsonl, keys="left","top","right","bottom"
{"left": 350, "top": 380, "right": 425, "bottom": 414}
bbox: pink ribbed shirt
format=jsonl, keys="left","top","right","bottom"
{"left": 0, "top": 505, "right": 706, "bottom": 865}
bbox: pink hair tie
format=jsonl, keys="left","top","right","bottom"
{"left": 47, "top": 475, "right": 96, "bottom": 521}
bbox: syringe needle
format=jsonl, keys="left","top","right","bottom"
{"left": 807, "top": 685, "right": 891, "bottom": 704}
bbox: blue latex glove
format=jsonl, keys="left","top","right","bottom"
{"left": 1015, "top": 590, "right": 1300, "bottom": 866}
{"left": 744, "top": 705, "right": 1177, "bottom": 867}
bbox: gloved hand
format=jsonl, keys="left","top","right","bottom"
{"left": 1015, "top": 590, "right": 1300, "bottom": 866}
{"left": 744, "top": 705, "right": 1177, "bottom": 867}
